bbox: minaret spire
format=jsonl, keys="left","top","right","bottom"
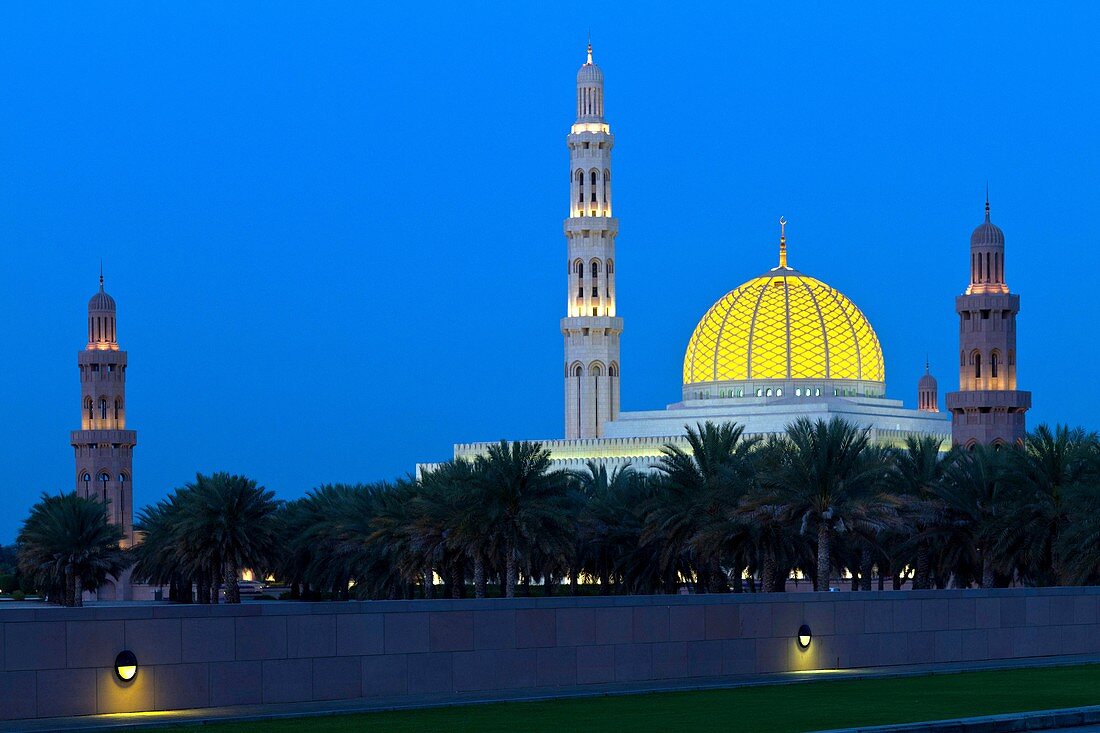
{"left": 778, "top": 217, "right": 788, "bottom": 269}
{"left": 587, "top": 32, "right": 592, "bottom": 64}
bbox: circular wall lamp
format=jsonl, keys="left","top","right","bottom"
{"left": 114, "top": 650, "right": 138, "bottom": 681}
{"left": 797, "top": 624, "right": 812, "bottom": 649}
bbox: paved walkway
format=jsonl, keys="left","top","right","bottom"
{"left": 3, "top": 654, "right": 1099, "bottom": 733}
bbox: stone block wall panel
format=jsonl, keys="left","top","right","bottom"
{"left": 3, "top": 587, "right": 1100, "bottom": 721}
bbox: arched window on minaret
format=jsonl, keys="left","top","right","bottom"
{"left": 85, "top": 397, "right": 94, "bottom": 423}
{"left": 590, "top": 169, "right": 598, "bottom": 203}
{"left": 991, "top": 351, "right": 999, "bottom": 379}
{"left": 603, "top": 169, "right": 610, "bottom": 208}
{"left": 99, "top": 398, "right": 108, "bottom": 420}
{"left": 114, "top": 398, "right": 122, "bottom": 421}
{"left": 576, "top": 169, "right": 584, "bottom": 203}
{"left": 974, "top": 352, "right": 982, "bottom": 379}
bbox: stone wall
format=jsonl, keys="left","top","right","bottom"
{"left": 2, "top": 587, "right": 1099, "bottom": 721}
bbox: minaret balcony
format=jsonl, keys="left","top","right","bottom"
{"left": 564, "top": 216, "right": 618, "bottom": 235}
{"left": 945, "top": 390, "right": 1031, "bottom": 412}
{"left": 955, "top": 293, "right": 1019, "bottom": 312}
{"left": 70, "top": 429, "right": 138, "bottom": 446}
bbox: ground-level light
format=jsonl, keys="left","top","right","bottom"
{"left": 115, "top": 650, "right": 138, "bottom": 681}
{"left": 797, "top": 624, "right": 812, "bottom": 649}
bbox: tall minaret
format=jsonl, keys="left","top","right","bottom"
{"left": 562, "top": 42, "right": 621, "bottom": 439}
{"left": 945, "top": 195, "right": 1031, "bottom": 446}
{"left": 72, "top": 272, "right": 137, "bottom": 547}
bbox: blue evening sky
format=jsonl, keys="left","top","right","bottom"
{"left": 2, "top": 3, "right": 1097, "bottom": 542}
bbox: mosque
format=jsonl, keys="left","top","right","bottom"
{"left": 68, "top": 46, "right": 1032, "bottom": 568}
{"left": 444, "top": 45, "right": 1031, "bottom": 473}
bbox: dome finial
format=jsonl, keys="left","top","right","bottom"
{"left": 925, "top": 354, "right": 930, "bottom": 374}
{"left": 778, "top": 216, "right": 788, "bottom": 269}
{"left": 99, "top": 260, "right": 104, "bottom": 291}
{"left": 985, "top": 182, "right": 990, "bottom": 222}
{"left": 586, "top": 32, "right": 593, "bottom": 65}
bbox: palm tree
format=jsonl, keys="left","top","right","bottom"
{"left": 994, "top": 425, "right": 1100, "bottom": 585}
{"left": 931, "top": 446, "right": 1006, "bottom": 588}
{"left": 754, "top": 417, "right": 897, "bottom": 592}
{"left": 473, "top": 441, "right": 574, "bottom": 598}
{"left": 417, "top": 460, "right": 482, "bottom": 598}
{"left": 1055, "top": 478, "right": 1100, "bottom": 585}
{"left": 132, "top": 489, "right": 198, "bottom": 602}
{"left": 176, "top": 473, "right": 282, "bottom": 603}
{"left": 647, "top": 422, "right": 759, "bottom": 593}
{"left": 574, "top": 461, "right": 639, "bottom": 594}
{"left": 18, "top": 492, "right": 125, "bottom": 606}
{"left": 890, "top": 435, "right": 952, "bottom": 589}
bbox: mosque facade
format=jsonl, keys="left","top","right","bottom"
{"left": 441, "top": 47, "right": 1035, "bottom": 473}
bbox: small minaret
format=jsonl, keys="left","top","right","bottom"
{"left": 917, "top": 359, "right": 938, "bottom": 412}
{"left": 945, "top": 194, "right": 1031, "bottom": 446}
{"left": 72, "top": 271, "right": 137, "bottom": 548}
{"left": 562, "top": 41, "right": 621, "bottom": 439}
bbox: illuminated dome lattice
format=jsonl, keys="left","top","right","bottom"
{"left": 683, "top": 269, "right": 885, "bottom": 387}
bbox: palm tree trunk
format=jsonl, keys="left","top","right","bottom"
{"left": 209, "top": 576, "right": 220, "bottom": 604}
{"left": 707, "top": 556, "right": 726, "bottom": 594}
{"left": 224, "top": 562, "right": 240, "bottom": 604}
{"left": 451, "top": 561, "right": 463, "bottom": 599}
{"left": 570, "top": 572, "right": 578, "bottom": 596}
{"left": 915, "top": 541, "right": 931, "bottom": 590}
{"left": 980, "top": 552, "right": 995, "bottom": 589}
{"left": 423, "top": 567, "right": 434, "bottom": 599}
{"left": 505, "top": 541, "right": 517, "bottom": 598}
{"left": 69, "top": 575, "right": 81, "bottom": 607}
{"left": 816, "top": 523, "right": 832, "bottom": 592}
{"left": 859, "top": 543, "right": 873, "bottom": 592}
{"left": 762, "top": 552, "right": 778, "bottom": 593}
{"left": 474, "top": 556, "right": 486, "bottom": 599}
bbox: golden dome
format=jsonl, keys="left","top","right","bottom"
{"left": 683, "top": 267, "right": 885, "bottom": 388}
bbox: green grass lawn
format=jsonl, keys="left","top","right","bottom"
{"left": 159, "top": 664, "right": 1100, "bottom": 733}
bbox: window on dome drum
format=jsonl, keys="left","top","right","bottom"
{"left": 776, "top": 388, "right": 783, "bottom": 396}
{"left": 765, "top": 388, "right": 772, "bottom": 397}
{"left": 796, "top": 388, "right": 802, "bottom": 396}
{"left": 756, "top": 388, "right": 762, "bottom": 397}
